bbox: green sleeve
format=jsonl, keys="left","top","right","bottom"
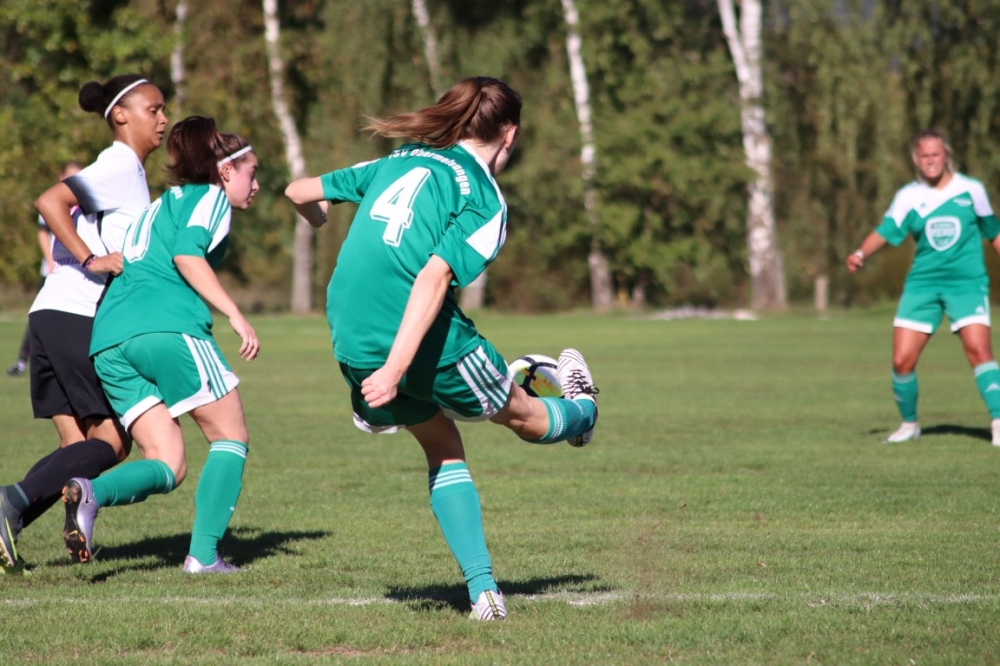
{"left": 433, "top": 199, "right": 503, "bottom": 288}
{"left": 875, "top": 213, "right": 910, "bottom": 247}
{"left": 978, "top": 214, "right": 1000, "bottom": 241}
{"left": 321, "top": 159, "right": 382, "bottom": 204}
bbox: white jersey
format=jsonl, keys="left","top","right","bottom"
{"left": 30, "top": 142, "right": 150, "bottom": 317}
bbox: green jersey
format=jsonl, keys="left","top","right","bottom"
{"left": 90, "top": 183, "right": 231, "bottom": 355}
{"left": 322, "top": 142, "right": 507, "bottom": 370}
{"left": 876, "top": 173, "right": 1000, "bottom": 291}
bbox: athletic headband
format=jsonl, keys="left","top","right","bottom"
{"left": 217, "top": 145, "right": 253, "bottom": 168}
{"left": 103, "top": 79, "right": 149, "bottom": 118}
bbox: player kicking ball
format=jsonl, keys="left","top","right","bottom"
{"left": 285, "top": 77, "right": 599, "bottom": 620}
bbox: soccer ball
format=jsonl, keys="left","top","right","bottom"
{"left": 508, "top": 354, "right": 564, "bottom": 398}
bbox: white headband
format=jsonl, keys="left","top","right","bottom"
{"left": 217, "top": 145, "right": 253, "bottom": 168}
{"left": 103, "top": 79, "right": 149, "bottom": 119}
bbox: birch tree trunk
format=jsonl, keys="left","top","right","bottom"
{"left": 411, "top": 0, "right": 442, "bottom": 97}
{"left": 263, "top": 0, "right": 313, "bottom": 314}
{"left": 718, "top": 0, "right": 787, "bottom": 310}
{"left": 170, "top": 0, "right": 187, "bottom": 111}
{"left": 560, "top": 0, "right": 614, "bottom": 312}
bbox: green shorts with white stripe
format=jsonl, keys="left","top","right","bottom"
{"left": 93, "top": 332, "right": 239, "bottom": 430}
{"left": 340, "top": 340, "right": 513, "bottom": 433}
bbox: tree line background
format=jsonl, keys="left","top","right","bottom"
{"left": 1, "top": 0, "right": 999, "bottom": 313}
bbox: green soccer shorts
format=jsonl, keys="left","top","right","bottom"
{"left": 340, "top": 340, "right": 513, "bottom": 433}
{"left": 894, "top": 287, "right": 991, "bottom": 334}
{"left": 93, "top": 332, "right": 239, "bottom": 430}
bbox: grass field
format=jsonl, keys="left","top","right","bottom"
{"left": 2, "top": 308, "right": 1000, "bottom": 664}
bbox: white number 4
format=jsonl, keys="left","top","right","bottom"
{"left": 370, "top": 167, "right": 431, "bottom": 247}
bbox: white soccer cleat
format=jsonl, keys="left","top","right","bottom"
{"left": 182, "top": 555, "right": 245, "bottom": 573}
{"left": 557, "top": 348, "right": 599, "bottom": 447}
{"left": 469, "top": 589, "right": 506, "bottom": 621}
{"left": 884, "top": 421, "right": 920, "bottom": 443}
{"left": 991, "top": 419, "right": 1000, "bottom": 447}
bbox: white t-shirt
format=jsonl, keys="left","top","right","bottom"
{"left": 30, "top": 142, "right": 150, "bottom": 317}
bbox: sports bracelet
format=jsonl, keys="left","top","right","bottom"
{"left": 82, "top": 254, "right": 97, "bottom": 270}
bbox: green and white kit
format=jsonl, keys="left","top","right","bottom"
{"left": 321, "top": 141, "right": 512, "bottom": 429}
{"left": 876, "top": 173, "right": 1000, "bottom": 333}
{"left": 91, "top": 183, "right": 237, "bottom": 428}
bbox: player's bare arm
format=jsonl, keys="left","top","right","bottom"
{"left": 361, "top": 255, "right": 454, "bottom": 408}
{"left": 846, "top": 232, "right": 888, "bottom": 273}
{"left": 284, "top": 177, "right": 328, "bottom": 228}
{"left": 35, "top": 183, "right": 123, "bottom": 275}
{"left": 174, "top": 254, "right": 259, "bottom": 361}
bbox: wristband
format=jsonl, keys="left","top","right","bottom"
{"left": 82, "top": 254, "right": 97, "bottom": 270}
{"left": 852, "top": 249, "right": 865, "bottom": 261}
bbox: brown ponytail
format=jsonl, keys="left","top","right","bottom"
{"left": 166, "top": 116, "right": 252, "bottom": 186}
{"left": 364, "top": 77, "right": 521, "bottom": 148}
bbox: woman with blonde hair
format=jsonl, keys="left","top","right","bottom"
{"left": 847, "top": 129, "right": 1000, "bottom": 444}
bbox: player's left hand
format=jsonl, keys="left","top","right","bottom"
{"left": 229, "top": 313, "right": 259, "bottom": 361}
{"left": 361, "top": 366, "right": 402, "bottom": 408}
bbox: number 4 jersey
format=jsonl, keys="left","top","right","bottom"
{"left": 90, "top": 184, "right": 232, "bottom": 357}
{"left": 321, "top": 142, "right": 508, "bottom": 371}
{"left": 877, "top": 172, "right": 1000, "bottom": 292}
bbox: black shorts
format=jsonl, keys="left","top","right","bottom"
{"left": 28, "top": 310, "right": 112, "bottom": 420}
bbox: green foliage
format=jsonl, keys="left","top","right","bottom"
{"left": 769, "top": 0, "right": 1000, "bottom": 306}
{"left": 2, "top": 0, "right": 1000, "bottom": 311}
{"left": 587, "top": 0, "right": 749, "bottom": 306}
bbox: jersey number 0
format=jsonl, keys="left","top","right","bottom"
{"left": 370, "top": 167, "right": 431, "bottom": 247}
{"left": 122, "top": 198, "right": 164, "bottom": 263}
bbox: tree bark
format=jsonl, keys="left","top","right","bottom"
{"left": 560, "top": 0, "right": 614, "bottom": 312}
{"left": 411, "top": 0, "right": 442, "bottom": 97}
{"left": 718, "top": 0, "right": 787, "bottom": 310}
{"left": 170, "top": 1, "right": 187, "bottom": 111}
{"left": 263, "top": 0, "right": 313, "bottom": 314}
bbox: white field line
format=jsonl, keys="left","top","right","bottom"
{"left": 3, "top": 591, "right": 1000, "bottom": 608}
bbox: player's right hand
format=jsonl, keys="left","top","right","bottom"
{"left": 88, "top": 252, "right": 124, "bottom": 275}
{"left": 361, "top": 366, "right": 402, "bottom": 408}
{"left": 845, "top": 252, "right": 864, "bottom": 273}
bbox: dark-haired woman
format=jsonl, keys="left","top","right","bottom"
{"left": 62, "top": 116, "right": 259, "bottom": 574}
{"left": 847, "top": 129, "right": 1000, "bottom": 444}
{"left": 285, "top": 77, "right": 599, "bottom": 619}
{"left": 0, "top": 75, "right": 167, "bottom": 573}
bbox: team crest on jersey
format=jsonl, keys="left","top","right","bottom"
{"left": 925, "top": 216, "right": 962, "bottom": 251}
{"left": 954, "top": 196, "right": 973, "bottom": 207}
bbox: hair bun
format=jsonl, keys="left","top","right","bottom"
{"left": 78, "top": 81, "right": 105, "bottom": 114}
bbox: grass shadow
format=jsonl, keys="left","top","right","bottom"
{"left": 866, "top": 423, "right": 990, "bottom": 443}
{"left": 920, "top": 424, "right": 990, "bottom": 442}
{"left": 78, "top": 526, "right": 330, "bottom": 582}
{"left": 386, "top": 573, "right": 611, "bottom": 614}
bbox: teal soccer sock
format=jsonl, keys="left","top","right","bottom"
{"left": 974, "top": 361, "right": 1000, "bottom": 418}
{"left": 92, "top": 459, "right": 176, "bottom": 507}
{"left": 891, "top": 371, "right": 919, "bottom": 422}
{"left": 531, "top": 397, "right": 598, "bottom": 444}
{"left": 189, "top": 441, "right": 248, "bottom": 565}
{"left": 428, "top": 462, "right": 496, "bottom": 603}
